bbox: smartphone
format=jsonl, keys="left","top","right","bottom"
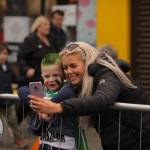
{"left": 29, "top": 82, "right": 43, "bottom": 98}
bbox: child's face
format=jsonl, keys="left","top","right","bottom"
{"left": 41, "top": 64, "right": 64, "bottom": 91}
{"left": 0, "top": 49, "right": 9, "bottom": 64}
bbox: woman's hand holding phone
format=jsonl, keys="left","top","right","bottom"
{"left": 29, "top": 95, "right": 63, "bottom": 114}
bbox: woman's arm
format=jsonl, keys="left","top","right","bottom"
{"left": 18, "top": 84, "right": 75, "bottom": 104}
{"left": 60, "top": 72, "right": 122, "bottom": 116}
{"left": 29, "top": 72, "right": 122, "bottom": 116}
{"left": 30, "top": 95, "right": 63, "bottom": 114}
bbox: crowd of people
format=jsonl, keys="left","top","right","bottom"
{"left": 0, "top": 9, "right": 150, "bottom": 150}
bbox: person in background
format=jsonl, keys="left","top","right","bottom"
{"left": 50, "top": 10, "right": 67, "bottom": 52}
{"left": 0, "top": 42, "right": 28, "bottom": 148}
{"left": 29, "top": 42, "right": 150, "bottom": 150}
{"left": 17, "top": 15, "right": 54, "bottom": 124}
{"left": 18, "top": 53, "right": 76, "bottom": 150}
{"left": 18, "top": 15, "right": 53, "bottom": 87}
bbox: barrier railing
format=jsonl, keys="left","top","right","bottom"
{"left": 0, "top": 94, "right": 150, "bottom": 150}
{"left": 0, "top": 94, "right": 29, "bottom": 150}
{"left": 1, "top": 94, "right": 150, "bottom": 112}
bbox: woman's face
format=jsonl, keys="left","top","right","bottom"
{"left": 61, "top": 53, "right": 85, "bottom": 85}
{"left": 37, "top": 21, "right": 50, "bottom": 35}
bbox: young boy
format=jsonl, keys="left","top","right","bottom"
{"left": 0, "top": 42, "right": 28, "bottom": 148}
{"left": 18, "top": 53, "right": 76, "bottom": 150}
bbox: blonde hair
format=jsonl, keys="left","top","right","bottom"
{"left": 30, "top": 15, "right": 50, "bottom": 33}
{"left": 60, "top": 42, "right": 98, "bottom": 97}
{"left": 59, "top": 42, "right": 137, "bottom": 128}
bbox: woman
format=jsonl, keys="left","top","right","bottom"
{"left": 17, "top": 15, "right": 55, "bottom": 124}
{"left": 26, "top": 42, "right": 150, "bottom": 149}
{"left": 18, "top": 15, "right": 54, "bottom": 87}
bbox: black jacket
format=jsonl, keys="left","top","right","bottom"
{"left": 18, "top": 32, "right": 54, "bottom": 86}
{"left": 61, "top": 61, "right": 150, "bottom": 150}
{"left": 0, "top": 63, "right": 17, "bottom": 105}
{"left": 49, "top": 23, "right": 67, "bottom": 53}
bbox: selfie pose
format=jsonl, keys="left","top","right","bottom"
{"left": 21, "top": 42, "right": 150, "bottom": 150}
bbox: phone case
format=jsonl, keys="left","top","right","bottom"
{"left": 29, "top": 82, "right": 43, "bottom": 98}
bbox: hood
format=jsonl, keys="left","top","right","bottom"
{"left": 88, "top": 59, "right": 130, "bottom": 77}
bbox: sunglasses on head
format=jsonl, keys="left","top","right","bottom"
{"left": 65, "top": 44, "right": 80, "bottom": 51}
{"left": 61, "top": 44, "right": 84, "bottom": 52}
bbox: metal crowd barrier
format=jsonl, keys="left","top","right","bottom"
{"left": 0, "top": 94, "right": 150, "bottom": 150}
{"left": 0, "top": 94, "right": 29, "bottom": 150}
{"left": 1, "top": 94, "right": 150, "bottom": 112}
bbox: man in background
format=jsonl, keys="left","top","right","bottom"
{"left": 50, "top": 9, "right": 67, "bottom": 52}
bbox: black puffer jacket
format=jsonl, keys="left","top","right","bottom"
{"left": 18, "top": 32, "right": 54, "bottom": 86}
{"left": 61, "top": 61, "right": 150, "bottom": 150}
{"left": 49, "top": 23, "right": 67, "bottom": 53}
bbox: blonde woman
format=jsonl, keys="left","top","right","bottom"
{"left": 18, "top": 15, "right": 53, "bottom": 86}
{"left": 22, "top": 42, "right": 150, "bottom": 149}
{"left": 17, "top": 15, "right": 55, "bottom": 124}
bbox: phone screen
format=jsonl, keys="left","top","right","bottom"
{"left": 29, "top": 82, "right": 43, "bottom": 98}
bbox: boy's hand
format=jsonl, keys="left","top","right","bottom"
{"left": 41, "top": 113, "right": 51, "bottom": 123}
{"left": 38, "top": 113, "right": 42, "bottom": 120}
